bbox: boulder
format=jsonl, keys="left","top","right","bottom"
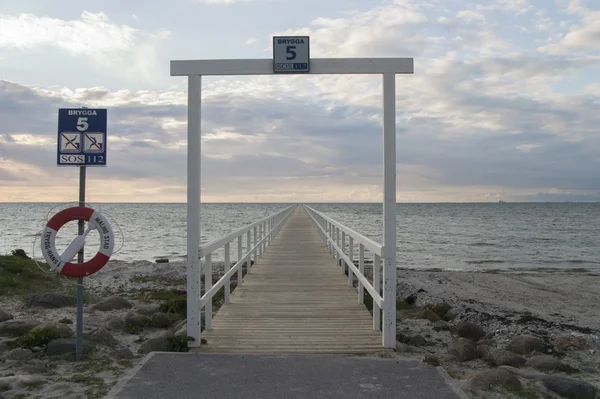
{"left": 466, "top": 369, "right": 522, "bottom": 392}
{"left": 448, "top": 338, "right": 478, "bottom": 362}
{"left": 125, "top": 312, "right": 150, "bottom": 328}
{"left": 31, "top": 322, "right": 74, "bottom": 338}
{"left": 0, "top": 310, "right": 13, "bottom": 323}
{"left": 27, "top": 293, "right": 76, "bottom": 309}
{"left": 542, "top": 375, "right": 597, "bottom": 399}
{"left": 135, "top": 303, "right": 161, "bottom": 317}
{"left": 115, "top": 348, "right": 134, "bottom": 360}
{"left": 3, "top": 348, "right": 33, "bottom": 361}
{"left": 478, "top": 345, "right": 526, "bottom": 367}
{"left": 507, "top": 335, "right": 545, "bottom": 355}
{"left": 0, "top": 319, "right": 40, "bottom": 337}
{"left": 91, "top": 297, "right": 133, "bottom": 312}
{"left": 526, "top": 355, "right": 578, "bottom": 373}
{"left": 456, "top": 321, "right": 486, "bottom": 342}
{"left": 106, "top": 315, "right": 127, "bottom": 331}
{"left": 407, "top": 335, "right": 428, "bottom": 347}
{"left": 432, "top": 321, "right": 451, "bottom": 331}
{"left": 418, "top": 309, "right": 441, "bottom": 322}
{"left": 477, "top": 338, "right": 496, "bottom": 347}
{"left": 45, "top": 338, "right": 95, "bottom": 356}
{"left": 138, "top": 331, "right": 175, "bottom": 354}
{"left": 150, "top": 312, "right": 177, "bottom": 329}
{"left": 87, "top": 327, "right": 117, "bottom": 347}
{"left": 553, "top": 334, "right": 587, "bottom": 351}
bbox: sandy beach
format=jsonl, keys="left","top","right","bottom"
{"left": 0, "top": 258, "right": 598, "bottom": 398}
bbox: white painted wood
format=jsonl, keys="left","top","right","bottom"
{"left": 171, "top": 58, "right": 414, "bottom": 76}
{"left": 237, "top": 236, "right": 243, "bottom": 285}
{"left": 359, "top": 244, "right": 364, "bottom": 304}
{"left": 224, "top": 243, "right": 230, "bottom": 303}
{"left": 382, "top": 72, "right": 397, "bottom": 349}
{"left": 341, "top": 232, "right": 346, "bottom": 275}
{"left": 253, "top": 226, "right": 258, "bottom": 264}
{"left": 348, "top": 237, "right": 354, "bottom": 287}
{"left": 305, "top": 205, "right": 382, "bottom": 256}
{"left": 336, "top": 227, "right": 340, "bottom": 263}
{"left": 246, "top": 230, "right": 251, "bottom": 271}
{"left": 186, "top": 75, "right": 201, "bottom": 347}
{"left": 199, "top": 207, "right": 292, "bottom": 258}
{"left": 373, "top": 254, "right": 381, "bottom": 332}
{"left": 205, "top": 253, "right": 213, "bottom": 330}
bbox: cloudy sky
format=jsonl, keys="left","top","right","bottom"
{"left": 0, "top": 0, "right": 599, "bottom": 203}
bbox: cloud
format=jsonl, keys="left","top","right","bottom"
{"left": 0, "top": 11, "right": 170, "bottom": 82}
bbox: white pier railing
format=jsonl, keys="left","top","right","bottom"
{"left": 190, "top": 205, "right": 295, "bottom": 344}
{"left": 304, "top": 205, "right": 394, "bottom": 347}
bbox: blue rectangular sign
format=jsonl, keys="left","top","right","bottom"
{"left": 57, "top": 108, "right": 107, "bottom": 167}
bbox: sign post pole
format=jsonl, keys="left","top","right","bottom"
{"left": 76, "top": 165, "right": 86, "bottom": 361}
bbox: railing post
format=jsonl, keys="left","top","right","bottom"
{"left": 259, "top": 223, "right": 263, "bottom": 257}
{"left": 253, "top": 226, "right": 258, "bottom": 263}
{"left": 205, "top": 254, "right": 212, "bottom": 330}
{"left": 348, "top": 236, "right": 354, "bottom": 287}
{"left": 224, "top": 243, "right": 230, "bottom": 303}
{"left": 382, "top": 72, "right": 397, "bottom": 349}
{"left": 336, "top": 227, "right": 340, "bottom": 262}
{"left": 237, "top": 236, "right": 243, "bottom": 285}
{"left": 373, "top": 253, "right": 381, "bottom": 332}
{"left": 358, "top": 244, "right": 364, "bottom": 304}
{"left": 246, "top": 230, "right": 251, "bottom": 271}
{"left": 341, "top": 232, "right": 346, "bottom": 274}
{"left": 186, "top": 74, "right": 201, "bottom": 347}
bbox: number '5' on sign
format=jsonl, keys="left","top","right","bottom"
{"left": 77, "top": 118, "right": 89, "bottom": 132}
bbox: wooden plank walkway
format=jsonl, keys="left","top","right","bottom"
{"left": 195, "top": 207, "right": 385, "bottom": 354}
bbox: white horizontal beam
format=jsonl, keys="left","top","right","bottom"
{"left": 171, "top": 58, "right": 414, "bottom": 76}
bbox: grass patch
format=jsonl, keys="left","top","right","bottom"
{"left": 0, "top": 254, "right": 64, "bottom": 297}
{"left": 118, "top": 360, "right": 132, "bottom": 368}
{"left": 15, "top": 328, "right": 60, "bottom": 350}
{"left": 425, "top": 303, "right": 453, "bottom": 321}
{"left": 58, "top": 317, "right": 73, "bottom": 325}
{"left": 423, "top": 355, "right": 440, "bottom": 367}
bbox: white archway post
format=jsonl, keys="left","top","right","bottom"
{"left": 172, "top": 58, "right": 413, "bottom": 349}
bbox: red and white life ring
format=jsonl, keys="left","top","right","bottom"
{"left": 41, "top": 206, "right": 114, "bottom": 278}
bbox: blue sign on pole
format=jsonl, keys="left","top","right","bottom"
{"left": 57, "top": 108, "right": 107, "bottom": 167}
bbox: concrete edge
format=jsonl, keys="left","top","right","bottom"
{"left": 436, "top": 366, "right": 470, "bottom": 399}
{"left": 104, "top": 352, "right": 158, "bottom": 399}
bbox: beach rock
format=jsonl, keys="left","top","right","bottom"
{"left": 135, "top": 303, "right": 161, "bottom": 317}
{"left": 478, "top": 339, "right": 496, "bottom": 347}
{"left": 478, "top": 345, "right": 526, "bottom": 367}
{"left": 526, "top": 355, "right": 570, "bottom": 372}
{"left": 0, "top": 310, "right": 13, "bottom": 323}
{"left": 150, "top": 312, "right": 177, "bottom": 329}
{"left": 419, "top": 309, "right": 441, "bottom": 322}
{"left": 45, "top": 338, "right": 96, "bottom": 356}
{"left": 106, "top": 315, "right": 127, "bottom": 331}
{"left": 507, "top": 335, "right": 546, "bottom": 355}
{"left": 31, "top": 321, "right": 74, "bottom": 338}
{"left": 4, "top": 348, "right": 33, "bottom": 361}
{"left": 88, "top": 327, "right": 117, "bottom": 346}
{"left": 432, "top": 320, "right": 451, "bottom": 331}
{"left": 138, "top": 331, "right": 175, "bottom": 354}
{"left": 0, "top": 319, "right": 40, "bottom": 336}
{"left": 407, "top": 335, "right": 428, "bottom": 347}
{"left": 553, "top": 334, "right": 587, "bottom": 351}
{"left": 116, "top": 348, "right": 134, "bottom": 360}
{"left": 444, "top": 307, "right": 462, "bottom": 320}
{"left": 0, "top": 338, "right": 18, "bottom": 352}
{"left": 457, "top": 321, "right": 486, "bottom": 342}
{"left": 27, "top": 293, "right": 76, "bottom": 309}
{"left": 125, "top": 312, "right": 150, "bottom": 328}
{"left": 92, "top": 296, "right": 133, "bottom": 311}
{"left": 541, "top": 375, "right": 597, "bottom": 399}
{"left": 465, "top": 369, "right": 522, "bottom": 392}
{"left": 448, "top": 338, "right": 478, "bottom": 362}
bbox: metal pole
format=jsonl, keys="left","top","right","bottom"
{"left": 186, "top": 75, "right": 202, "bottom": 347}
{"left": 76, "top": 166, "right": 86, "bottom": 361}
{"left": 382, "top": 73, "right": 397, "bottom": 348}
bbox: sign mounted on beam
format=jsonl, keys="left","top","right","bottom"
{"left": 57, "top": 108, "right": 107, "bottom": 166}
{"left": 273, "top": 36, "right": 310, "bottom": 73}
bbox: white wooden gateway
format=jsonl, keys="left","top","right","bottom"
{"left": 170, "top": 37, "right": 414, "bottom": 349}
